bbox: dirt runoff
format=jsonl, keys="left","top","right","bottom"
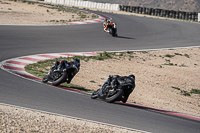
{"left": 0, "top": 0, "right": 97, "bottom": 25}
{"left": 72, "top": 48, "right": 200, "bottom": 117}
{"left": 0, "top": 0, "right": 200, "bottom": 132}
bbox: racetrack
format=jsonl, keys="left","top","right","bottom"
{"left": 0, "top": 11, "right": 200, "bottom": 133}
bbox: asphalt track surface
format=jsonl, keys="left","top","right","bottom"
{"left": 0, "top": 11, "right": 200, "bottom": 133}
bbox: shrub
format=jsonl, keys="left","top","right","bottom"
{"left": 190, "top": 89, "right": 200, "bottom": 94}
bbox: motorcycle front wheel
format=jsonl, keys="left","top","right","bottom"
{"left": 91, "top": 89, "right": 100, "bottom": 99}
{"left": 42, "top": 75, "right": 48, "bottom": 83}
{"left": 52, "top": 71, "right": 68, "bottom": 86}
{"left": 105, "top": 89, "right": 124, "bottom": 103}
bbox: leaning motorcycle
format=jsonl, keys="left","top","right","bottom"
{"left": 91, "top": 80, "right": 134, "bottom": 103}
{"left": 42, "top": 60, "right": 79, "bottom": 86}
{"left": 109, "top": 22, "right": 117, "bottom": 37}
{"left": 106, "top": 22, "right": 118, "bottom": 37}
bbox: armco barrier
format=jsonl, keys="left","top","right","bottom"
{"left": 45, "top": 0, "right": 199, "bottom": 22}
{"left": 119, "top": 5, "right": 199, "bottom": 22}
{"left": 44, "top": 0, "right": 119, "bottom": 11}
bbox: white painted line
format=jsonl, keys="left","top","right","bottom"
{"left": 10, "top": 58, "right": 35, "bottom": 64}
{"left": 3, "top": 63, "right": 25, "bottom": 68}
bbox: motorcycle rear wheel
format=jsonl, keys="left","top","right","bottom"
{"left": 52, "top": 71, "right": 68, "bottom": 86}
{"left": 105, "top": 89, "right": 124, "bottom": 103}
{"left": 112, "top": 28, "right": 117, "bottom": 37}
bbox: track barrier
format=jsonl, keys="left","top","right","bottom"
{"left": 43, "top": 0, "right": 200, "bottom": 22}
{"left": 44, "top": 0, "right": 119, "bottom": 11}
{"left": 119, "top": 5, "right": 200, "bottom": 22}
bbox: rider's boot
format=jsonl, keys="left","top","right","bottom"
{"left": 121, "top": 95, "right": 128, "bottom": 103}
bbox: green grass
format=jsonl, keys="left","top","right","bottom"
{"left": 171, "top": 86, "right": 181, "bottom": 90}
{"left": 190, "top": 89, "right": 200, "bottom": 94}
{"left": 181, "top": 90, "right": 191, "bottom": 96}
{"left": 174, "top": 53, "right": 182, "bottom": 56}
{"left": 25, "top": 51, "right": 139, "bottom": 93}
{"left": 25, "top": 51, "right": 117, "bottom": 93}
{"left": 172, "top": 87, "right": 200, "bottom": 96}
{"left": 184, "top": 54, "right": 190, "bottom": 58}
{"left": 90, "top": 80, "right": 96, "bottom": 83}
{"left": 171, "top": 86, "right": 191, "bottom": 96}
{"left": 164, "top": 54, "right": 174, "bottom": 58}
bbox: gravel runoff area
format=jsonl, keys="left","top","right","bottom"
{"left": 0, "top": 104, "right": 140, "bottom": 133}
{"left": 0, "top": 0, "right": 200, "bottom": 132}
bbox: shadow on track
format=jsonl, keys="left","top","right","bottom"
{"left": 116, "top": 36, "right": 135, "bottom": 39}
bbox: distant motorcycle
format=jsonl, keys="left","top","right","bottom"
{"left": 42, "top": 59, "right": 80, "bottom": 86}
{"left": 91, "top": 75, "right": 135, "bottom": 103}
{"left": 103, "top": 19, "right": 118, "bottom": 37}
{"left": 107, "top": 22, "right": 118, "bottom": 37}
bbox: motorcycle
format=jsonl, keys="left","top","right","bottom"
{"left": 42, "top": 59, "right": 80, "bottom": 86}
{"left": 108, "top": 22, "right": 118, "bottom": 37}
{"left": 91, "top": 76, "right": 135, "bottom": 103}
{"left": 104, "top": 21, "right": 118, "bottom": 37}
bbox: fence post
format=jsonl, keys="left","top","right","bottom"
{"left": 142, "top": 7, "right": 146, "bottom": 14}
{"left": 154, "top": 9, "right": 158, "bottom": 16}
{"left": 191, "top": 12, "right": 195, "bottom": 21}
{"left": 132, "top": 6, "right": 136, "bottom": 13}
{"left": 157, "top": 9, "right": 161, "bottom": 16}
{"left": 138, "top": 7, "right": 142, "bottom": 14}
{"left": 135, "top": 6, "right": 139, "bottom": 13}
{"left": 198, "top": 13, "right": 200, "bottom": 22}
{"left": 129, "top": 6, "right": 133, "bottom": 12}
{"left": 182, "top": 12, "right": 186, "bottom": 20}
{"left": 124, "top": 6, "right": 127, "bottom": 12}
{"left": 146, "top": 8, "right": 151, "bottom": 15}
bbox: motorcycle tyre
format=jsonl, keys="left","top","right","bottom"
{"left": 91, "top": 89, "right": 100, "bottom": 99}
{"left": 112, "top": 28, "right": 117, "bottom": 37}
{"left": 42, "top": 75, "right": 48, "bottom": 83}
{"left": 52, "top": 71, "right": 68, "bottom": 86}
{"left": 105, "top": 89, "right": 124, "bottom": 103}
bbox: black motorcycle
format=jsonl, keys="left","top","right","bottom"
{"left": 91, "top": 75, "right": 135, "bottom": 103}
{"left": 42, "top": 59, "right": 80, "bottom": 86}
{"left": 104, "top": 21, "right": 118, "bottom": 37}
{"left": 107, "top": 22, "right": 118, "bottom": 37}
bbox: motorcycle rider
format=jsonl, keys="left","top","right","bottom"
{"left": 99, "top": 74, "right": 135, "bottom": 103}
{"left": 103, "top": 19, "right": 112, "bottom": 32}
{"left": 47, "top": 58, "right": 80, "bottom": 83}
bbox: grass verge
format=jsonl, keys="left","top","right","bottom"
{"left": 25, "top": 51, "right": 138, "bottom": 92}
{"left": 25, "top": 52, "right": 118, "bottom": 92}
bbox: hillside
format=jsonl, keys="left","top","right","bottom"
{"left": 87, "top": 0, "right": 200, "bottom": 12}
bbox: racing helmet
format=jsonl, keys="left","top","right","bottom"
{"left": 73, "top": 58, "right": 80, "bottom": 63}
{"left": 73, "top": 58, "right": 80, "bottom": 67}
{"left": 128, "top": 74, "right": 135, "bottom": 80}
{"left": 107, "top": 19, "right": 111, "bottom": 23}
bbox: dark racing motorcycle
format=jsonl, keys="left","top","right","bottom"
{"left": 103, "top": 19, "right": 118, "bottom": 37}
{"left": 42, "top": 58, "right": 80, "bottom": 86}
{"left": 107, "top": 22, "right": 118, "bottom": 37}
{"left": 91, "top": 75, "right": 135, "bottom": 103}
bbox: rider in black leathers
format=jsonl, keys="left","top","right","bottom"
{"left": 99, "top": 74, "right": 135, "bottom": 103}
{"left": 47, "top": 58, "right": 80, "bottom": 84}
